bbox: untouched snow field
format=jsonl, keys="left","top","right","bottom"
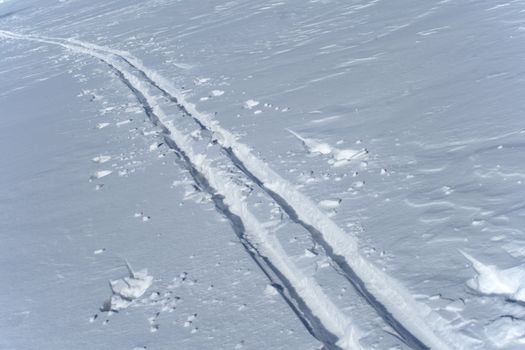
{"left": 1, "top": 0, "right": 525, "bottom": 349}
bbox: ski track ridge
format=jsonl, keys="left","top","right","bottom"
{"left": 0, "top": 29, "right": 479, "bottom": 350}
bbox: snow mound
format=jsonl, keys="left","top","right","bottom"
{"left": 102, "top": 263, "right": 153, "bottom": 311}
{"left": 461, "top": 251, "right": 525, "bottom": 302}
{"left": 287, "top": 129, "right": 367, "bottom": 166}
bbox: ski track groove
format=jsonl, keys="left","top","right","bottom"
{"left": 0, "top": 29, "right": 478, "bottom": 350}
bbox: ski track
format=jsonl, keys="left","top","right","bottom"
{"left": 0, "top": 29, "right": 477, "bottom": 350}
{"left": 0, "top": 30, "right": 360, "bottom": 350}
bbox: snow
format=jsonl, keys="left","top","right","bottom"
{"left": 104, "top": 264, "right": 153, "bottom": 312}
{"left": 288, "top": 129, "right": 368, "bottom": 167}
{"left": 2, "top": 0, "right": 525, "bottom": 349}
{"left": 210, "top": 90, "right": 224, "bottom": 97}
{"left": 92, "top": 155, "right": 111, "bottom": 164}
{"left": 243, "top": 99, "right": 259, "bottom": 109}
{"left": 90, "top": 170, "right": 112, "bottom": 179}
{"left": 462, "top": 251, "right": 525, "bottom": 303}
{"left": 485, "top": 317, "right": 525, "bottom": 349}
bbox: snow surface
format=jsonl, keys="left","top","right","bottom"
{"left": 1, "top": 0, "right": 525, "bottom": 349}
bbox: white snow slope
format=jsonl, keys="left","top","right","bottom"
{"left": 1, "top": 0, "right": 525, "bottom": 349}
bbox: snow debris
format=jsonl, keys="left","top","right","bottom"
{"left": 318, "top": 198, "right": 342, "bottom": 209}
{"left": 102, "top": 262, "right": 153, "bottom": 312}
{"left": 287, "top": 129, "right": 367, "bottom": 166}
{"left": 92, "top": 155, "right": 111, "bottom": 163}
{"left": 243, "top": 99, "right": 259, "bottom": 109}
{"left": 485, "top": 317, "right": 525, "bottom": 348}
{"left": 96, "top": 122, "right": 110, "bottom": 129}
{"left": 90, "top": 170, "right": 112, "bottom": 180}
{"left": 461, "top": 251, "right": 525, "bottom": 302}
{"left": 210, "top": 89, "right": 224, "bottom": 96}
{"left": 264, "top": 284, "right": 279, "bottom": 297}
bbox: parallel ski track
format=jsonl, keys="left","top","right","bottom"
{"left": 66, "top": 40, "right": 455, "bottom": 350}
{"left": 0, "top": 30, "right": 363, "bottom": 350}
{"left": 0, "top": 29, "right": 475, "bottom": 350}
{"left": 113, "top": 66, "right": 342, "bottom": 350}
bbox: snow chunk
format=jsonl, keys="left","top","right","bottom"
{"left": 96, "top": 122, "right": 110, "bottom": 129}
{"left": 110, "top": 269, "right": 152, "bottom": 300}
{"left": 333, "top": 148, "right": 367, "bottom": 162}
{"left": 461, "top": 251, "right": 525, "bottom": 302}
{"left": 244, "top": 99, "right": 259, "bottom": 109}
{"left": 194, "top": 77, "right": 210, "bottom": 86}
{"left": 318, "top": 198, "right": 342, "bottom": 209}
{"left": 92, "top": 155, "right": 111, "bottom": 163}
{"left": 90, "top": 170, "right": 112, "bottom": 180}
{"left": 287, "top": 129, "right": 367, "bottom": 165}
{"left": 211, "top": 90, "right": 224, "bottom": 97}
{"left": 102, "top": 262, "right": 153, "bottom": 312}
{"left": 149, "top": 142, "right": 161, "bottom": 151}
{"left": 288, "top": 129, "right": 331, "bottom": 154}
{"left": 264, "top": 284, "right": 279, "bottom": 297}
